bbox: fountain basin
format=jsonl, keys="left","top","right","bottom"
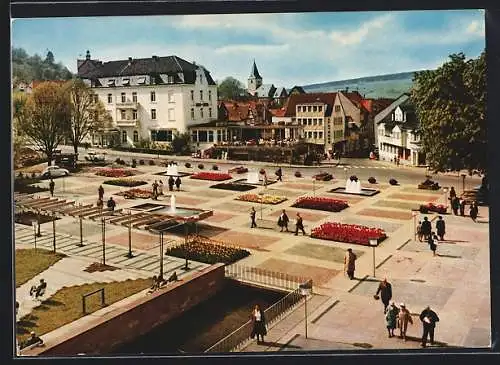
{"left": 234, "top": 178, "right": 277, "bottom": 187}
{"left": 329, "top": 187, "right": 380, "bottom": 197}
{"left": 128, "top": 203, "right": 210, "bottom": 219}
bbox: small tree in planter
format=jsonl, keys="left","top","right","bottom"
{"left": 259, "top": 168, "right": 266, "bottom": 175}
{"left": 295, "top": 171, "right": 302, "bottom": 178}
{"left": 212, "top": 165, "right": 219, "bottom": 171}
{"left": 389, "top": 178, "right": 399, "bottom": 186}
{"left": 185, "top": 162, "right": 191, "bottom": 168}
{"left": 149, "top": 160, "right": 155, "bottom": 166}
{"left": 198, "top": 164, "right": 204, "bottom": 169}
{"left": 368, "top": 177, "right": 377, "bottom": 184}
{"left": 139, "top": 159, "right": 145, "bottom": 165}
{"left": 350, "top": 175, "right": 358, "bottom": 182}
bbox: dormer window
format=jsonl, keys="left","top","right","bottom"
{"left": 107, "top": 79, "right": 115, "bottom": 87}
{"left": 168, "top": 75, "right": 174, "bottom": 84}
{"left": 199, "top": 74, "right": 203, "bottom": 83}
{"left": 122, "top": 78, "right": 130, "bottom": 86}
{"left": 138, "top": 77, "right": 146, "bottom": 85}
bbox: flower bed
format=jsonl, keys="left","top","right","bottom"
{"left": 311, "top": 222, "right": 387, "bottom": 245}
{"left": 313, "top": 172, "right": 334, "bottom": 181}
{"left": 292, "top": 197, "right": 349, "bottom": 212}
{"left": 228, "top": 166, "right": 248, "bottom": 174}
{"left": 95, "top": 168, "right": 135, "bottom": 178}
{"left": 236, "top": 194, "right": 287, "bottom": 205}
{"left": 165, "top": 236, "right": 250, "bottom": 264}
{"left": 210, "top": 183, "right": 256, "bottom": 192}
{"left": 116, "top": 188, "right": 152, "bottom": 199}
{"left": 190, "top": 172, "right": 232, "bottom": 181}
{"left": 419, "top": 202, "right": 447, "bottom": 214}
{"left": 418, "top": 179, "right": 440, "bottom": 190}
{"left": 103, "top": 179, "right": 148, "bottom": 187}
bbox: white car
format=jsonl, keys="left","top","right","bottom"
{"left": 41, "top": 166, "right": 70, "bottom": 179}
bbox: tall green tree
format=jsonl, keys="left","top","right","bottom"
{"left": 217, "top": 77, "right": 246, "bottom": 100}
{"left": 171, "top": 132, "right": 191, "bottom": 155}
{"left": 12, "top": 91, "right": 28, "bottom": 165}
{"left": 17, "top": 82, "right": 71, "bottom": 166}
{"left": 411, "top": 51, "right": 486, "bottom": 173}
{"left": 62, "top": 79, "right": 112, "bottom": 156}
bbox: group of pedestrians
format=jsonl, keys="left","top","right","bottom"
{"left": 96, "top": 185, "right": 116, "bottom": 212}
{"left": 167, "top": 176, "right": 182, "bottom": 192}
{"left": 249, "top": 208, "right": 306, "bottom": 235}
{"left": 416, "top": 216, "right": 443, "bottom": 256}
{"left": 374, "top": 278, "right": 440, "bottom": 346}
{"left": 448, "top": 187, "right": 479, "bottom": 221}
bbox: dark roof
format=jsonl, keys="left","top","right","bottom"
{"left": 380, "top": 97, "right": 419, "bottom": 131}
{"left": 77, "top": 55, "right": 216, "bottom": 85}
{"left": 249, "top": 60, "right": 262, "bottom": 79}
{"left": 289, "top": 86, "right": 306, "bottom": 94}
{"left": 284, "top": 93, "right": 336, "bottom": 117}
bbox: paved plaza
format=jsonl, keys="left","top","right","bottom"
{"left": 14, "top": 157, "right": 490, "bottom": 352}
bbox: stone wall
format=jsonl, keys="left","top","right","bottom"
{"left": 29, "top": 264, "right": 225, "bottom": 356}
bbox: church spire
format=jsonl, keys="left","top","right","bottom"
{"left": 250, "top": 59, "right": 262, "bottom": 79}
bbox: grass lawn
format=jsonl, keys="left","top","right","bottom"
{"left": 15, "top": 248, "right": 66, "bottom": 288}
{"left": 16, "top": 278, "right": 152, "bottom": 344}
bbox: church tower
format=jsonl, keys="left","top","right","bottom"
{"left": 247, "top": 60, "right": 263, "bottom": 96}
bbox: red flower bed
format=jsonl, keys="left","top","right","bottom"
{"left": 95, "top": 168, "right": 134, "bottom": 178}
{"left": 292, "top": 197, "right": 348, "bottom": 212}
{"left": 419, "top": 202, "right": 447, "bottom": 214}
{"left": 190, "top": 172, "right": 232, "bottom": 181}
{"left": 311, "top": 222, "right": 387, "bottom": 245}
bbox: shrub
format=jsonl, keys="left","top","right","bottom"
{"left": 212, "top": 165, "right": 219, "bottom": 171}
{"left": 185, "top": 162, "right": 192, "bottom": 168}
{"left": 198, "top": 164, "right": 204, "bottom": 169}
{"left": 368, "top": 177, "right": 376, "bottom": 184}
{"left": 139, "top": 159, "right": 145, "bottom": 165}
{"left": 350, "top": 175, "right": 358, "bottom": 182}
{"left": 295, "top": 171, "right": 302, "bottom": 178}
{"left": 148, "top": 160, "right": 155, "bottom": 166}
{"left": 389, "top": 178, "right": 398, "bottom": 185}
{"left": 103, "top": 179, "right": 148, "bottom": 187}
{"left": 259, "top": 168, "right": 266, "bottom": 175}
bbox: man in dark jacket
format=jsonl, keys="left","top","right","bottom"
{"left": 375, "top": 278, "right": 393, "bottom": 314}
{"left": 276, "top": 167, "right": 283, "bottom": 182}
{"left": 49, "top": 179, "right": 55, "bottom": 197}
{"left": 419, "top": 306, "right": 440, "bottom": 347}
{"left": 435, "top": 216, "right": 445, "bottom": 241}
{"left": 421, "top": 217, "right": 432, "bottom": 240}
{"left": 107, "top": 197, "right": 116, "bottom": 212}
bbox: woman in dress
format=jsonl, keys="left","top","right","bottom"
{"left": 250, "top": 304, "right": 267, "bottom": 344}
{"left": 386, "top": 301, "right": 399, "bottom": 338}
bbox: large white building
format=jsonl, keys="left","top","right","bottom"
{"left": 77, "top": 51, "right": 218, "bottom": 147}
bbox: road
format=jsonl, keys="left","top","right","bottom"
{"left": 56, "top": 145, "right": 482, "bottom": 191}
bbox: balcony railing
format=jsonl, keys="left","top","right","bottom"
{"left": 116, "top": 119, "right": 138, "bottom": 127}
{"left": 116, "top": 100, "right": 139, "bottom": 109}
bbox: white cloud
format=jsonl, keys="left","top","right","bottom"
{"left": 215, "top": 43, "right": 289, "bottom": 54}
{"left": 330, "top": 14, "right": 393, "bottom": 45}
{"left": 466, "top": 20, "right": 485, "bottom": 36}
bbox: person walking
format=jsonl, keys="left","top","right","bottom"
{"left": 459, "top": 198, "right": 466, "bottom": 216}
{"left": 250, "top": 304, "right": 267, "bottom": 344}
{"left": 421, "top": 217, "right": 432, "bottom": 240}
{"left": 435, "top": 216, "right": 445, "bottom": 241}
{"left": 428, "top": 233, "right": 438, "bottom": 256}
{"left": 386, "top": 301, "right": 399, "bottom": 338}
{"left": 277, "top": 209, "right": 289, "bottom": 232}
{"left": 175, "top": 177, "right": 182, "bottom": 191}
{"left": 416, "top": 221, "right": 423, "bottom": 242}
{"left": 448, "top": 187, "right": 456, "bottom": 201}
{"left": 419, "top": 306, "right": 440, "bottom": 347}
{"left": 158, "top": 180, "right": 164, "bottom": 195}
{"left": 470, "top": 201, "right": 478, "bottom": 222}
{"left": 451, "top": 196, "right": 460, "bottom": 215}
{"left": 398, "top": 303, "right": 413, "bottom": 341}
{"left": 294, "top": 213, "right": 306, "bottom": 236}
{"left": 96, "top": 197, "right": 104, "bottom": 210}
{"left": 168, "top": 176, "right": 175, "bottom": 192}
{"left": 107, "top": 197, "right": 116, "bottom": 212}
{"left": 344, "top": 248, "right": 357, "bottom": 280}
{"left": 49, "top": 179, "right": 55, "bottom": 197}
{"left": 250, "top": 207, "right": 257, "bottom": 228}
{"left": 152, "top": 180, "right": 159, "bottom": 200}
{"left": 375, "top": 278, "right": 393, "bottom": 314}
{"left": 276, "top": 167, "right": 283, "bottom": 182}
{"left": 98, "top": 185, "right": 104, "bottom": 200}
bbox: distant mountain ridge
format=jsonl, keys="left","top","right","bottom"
{"left": 301, "top": 71, "right": 425, "bottom": 99}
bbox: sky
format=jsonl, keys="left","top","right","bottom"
{"left": 11, "top": 10, "right": 485, "bottom": 87}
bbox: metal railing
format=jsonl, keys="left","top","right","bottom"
{"left": 82, "top": 288, "right": 105, "bottom": 314}
{"left": 204, "top": 285, "right": 306, "bottom": 353}
{"left": 225, "top": 263, "right": 309, "bottom": 292}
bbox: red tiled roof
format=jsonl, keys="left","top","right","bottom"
{"left": 269, "top": 108, "right": 286, "bottom": 117}
{"left": 284, "top": 92, "right": 337, "bottom": 117}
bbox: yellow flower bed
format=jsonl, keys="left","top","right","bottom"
{"left": 236, "top": 193, "right": 287, "bottom": 205}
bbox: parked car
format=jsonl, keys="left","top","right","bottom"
{"left": 40, "top": 166, "right": 70, "bottom": 179}
{"left": 85, "top": 152, "right": 106, "bottom": 163}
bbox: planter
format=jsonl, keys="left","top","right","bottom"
{"left": 190, "top": 172, "right": 232, "bottom": 181}
{"left": 139, "top": 159, "right": 145, "bottom": 165}
{"left": 228, "top": 166, "right": 248, "bottom": 174}
{"left": 420, "top": 202, "right": 447, "bottom": 214}
{"left": 259, "top": 169, "right": 266, "bottom": 175}
{"left": 311, "top": 222, "right": 387, "bottom": 246}
{"left": 117, "top": 188, "right": 152, "bottom": 199}
{"left": 236, "top": 194, "right": 287, "bottom": 205}
{"left": 389, "top": 178, "right": 398, "bottom": 186}
{"left": 295, "top": 171, "right": 302, "bottom": 178}
{"left": 292, "top": 197, "right": 349, "bottom": 212}
{"left": 95, "top": 168, "right": 135, "bottom": 178}
{"left": 165, "top": 238, "right": 250, "bottom": 265}
{"left": 418, "top": 179, "right": 440, "bottom": 190}
{"left": 212, "top": 165, "right": 219, "bottom": 171}
{"left": 350, "top": 175, "right": 358, "bottom": 182}
{"left": 368, "top": 177, "right": 377, "bottom": 184}
{"left": 313, "top": 172, "right": 334, "bottom": 181}
{"left": 103, "top": 179, "right": 148, "bottom": 187}
{"left": 198, "top": 164, "right": 204, "bottom": 170}
{"left": 185, "top": 162, "right": 192, "bottom": 168}
{"left": 149, "top": 160, "right": 155, "bottom": 166}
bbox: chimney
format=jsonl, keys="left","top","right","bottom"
{"left": 152, "top": 55, "right": 158, "bottom": 61}
{"left": 86, "top": 50, "right": 91, "bottom": 60}
{"left": 128, "top": 57, "right": 132, "bottom": 62}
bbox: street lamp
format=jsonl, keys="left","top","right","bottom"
{"left": 158, "top": 231, "right": 164, "bottom": 280}
{"left": 299, "top": 281, "right": 313, "bottom": 339}
{"left": 126, "top": 210, "right": 134, "bottom": 258}
{"left": 411, "top": 211, "right": 418, "bottom": 241}
{"left": 31, "top": 220, "right": 38, "bottom": 252}
{"left": 369, "top": 239, "right": 379, "bottom": 278}
{"left": 258, "top": 191, "right": 265, "bottom": 221}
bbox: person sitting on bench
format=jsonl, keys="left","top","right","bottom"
{"left": 30, "top": 279, "right": 46, "bottom": 298}
{"left": 21, "top": 331, "right": 44, "bottom": 349}
{"left": 168, "top": 271, "right": 178, "bottom": 282}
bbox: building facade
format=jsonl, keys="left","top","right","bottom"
{"left": 76, "top": 51, "right": 218, "bottom": 147}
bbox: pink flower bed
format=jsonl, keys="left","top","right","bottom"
{"left": 95, "top": 168, "right": 134, "bottom": 178}
{"left": 311, "top": 222, "right": 387, "bottom": 246}
{"left": 190, "top": 172, "right": 232, "bottom": 181}
{"left": 292, "top": 197, "right": 348, "bottom": 212}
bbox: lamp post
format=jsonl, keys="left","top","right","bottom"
{"left": 461, "top": 174, "right": 466, "bottom": 194}
{"left": 258, "top": 191, "right": 264, "bottom": 221}
{"left": 182, "top": 222, "right": 190, "bottom": 271}
{"left": 52, "top": 212, "right": 57, "bottom": 253}
{"left": 369, "top": 239, "right": 379, "bottom": 278}
{"left": 126, "top": 210, "right": 134, "bottom": 258}
{"left": 299, "top": 281, "right": 313, "bottom": 339}
{"left": 411, "top": 211, "right": 418, "bottom": 241}
{"left": 101, "top": 216, "right": 106, "bottom": 266}
{"left": 158, "top": 231, "right": 164, "bottom": 281}
{"left": 36, "top": 209, "right": 42, "bottom": 237}
{"left": 443, "top": 187, "right": 449, "bottom": 207}
{"left": 31, "top": 220, "right": 38, "bottom": 252}
{"left": 78, "top": 206, "right": 84, "bottom": 247}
